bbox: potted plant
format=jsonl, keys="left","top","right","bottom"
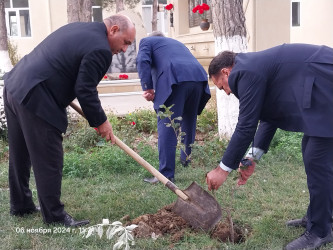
{"left": 192, "top": 3, "right": 210, "bottom": 31}
{"left": 165, "top": 3, "right": 174, "bottom": 27}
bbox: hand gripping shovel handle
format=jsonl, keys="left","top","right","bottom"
{"left": 69, "top": 102, "right": 189, "bottom": 201}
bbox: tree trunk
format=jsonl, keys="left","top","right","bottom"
{"left": 67, "top": 0, "right": 92, "bottom": 23}
{"left": 151, "top": 0, "right": 158, "bottom": 31}
{"left": 116, "top": 0, "right": 124, "bottom": 12}
{"left": 0, "top": 0, "right": 13, "bottom": 72}
{"left": 79, "top": 0, "right": 92, "bottom": 22}
{"left": 211, "top": 0, "right": 247, "bottom": 138}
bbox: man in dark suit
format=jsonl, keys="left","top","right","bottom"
{"left": 3, "top": 14, "right": 136, "bottom": 226}
{"left": 205, "top": 44, "right": 333, "bottom": 250}
{"left": 136, "top": 31, "right": 211, "bottom": 184}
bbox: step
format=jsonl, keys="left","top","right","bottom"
{"left": 97, "top": 79, "right": 142, "bottom": 94}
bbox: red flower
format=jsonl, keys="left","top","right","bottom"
{"left": 130, "top": 121, "right": 136, "bottom": 126}
{"left": 103, "top": 75, "right": 108, "bottom": 79}
{"left": 165, "top": 3, "right": 173, "bottom": 11}
{"left": 119, "top": 74, "right": 129, "bottom": 80}
{"left": 202, "top": 3, "right": 210, "bottom": 11}
{"left": 192, "top": 3, "right": 210, "bottom": 19}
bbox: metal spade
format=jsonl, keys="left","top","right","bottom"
{"left": 70, "top": 102, "right": 222, "bottom": 231}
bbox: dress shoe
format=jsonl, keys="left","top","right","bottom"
{"left": 57, "top": 213, "right": 90, "bottom": 227}
{"left": 10, "top": 206, "right": 41, "bottom": 217}
{"left": 143, "top": 177, "right": 175, "bottom": 184}
{"left": 180, "top": 158, "right": 191, "bottom": 167}
{"left": 284, "top": 231, "right": 333, "bottom": 250}
{"left": 286, "top": 215, "right": 307, "bottom": 228}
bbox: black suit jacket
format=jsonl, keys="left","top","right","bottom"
{"left": 222, "top": 44, "right": 333, "bottom": 169}
{"left": 4, "top": 22, "right": 112, "bottom": 132}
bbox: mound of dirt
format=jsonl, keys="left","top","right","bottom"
{"left": 126, "top": 203, "right": 249, "bottom": 244}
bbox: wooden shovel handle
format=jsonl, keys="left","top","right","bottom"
{"left": 69, "top": 102, "right": 189, "bottom": 201}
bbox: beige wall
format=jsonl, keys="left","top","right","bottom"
{"left": 8, "top": 0, "right": 333, "bottom": 60}
{"left": 171, "top": 0, "right": 333, "bottom": 55}
{"left": 9, "top": 0, "right": 143, "bottom": 59}
{"left": 11, "top": 0, "right": 67, "bottom": 58}
{"left": 290, "top": 0, "right": 333, "bottom": 46}
{"left": 253, "top": 0, "right": 290, "bottom": 51}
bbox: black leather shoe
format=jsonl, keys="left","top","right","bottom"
{"left": 143, "top": 177, "right": 175, "bottom": 184}
{"left": 284, "top": 231, "right": 333, "bottom": 250}
{"left": 58, "top": 214, "right": 90, "bottom": 227}
{"left": 286, "top": 215, "right": 307, "bottom": 228}
{"left": 10, "top": 206, "right": 41, "bottom": 217}
{"left": 180, "top": 158, "right": 191, "bottom": 167}
{"left": 143, "top": 177, "right": 160, "bottom": 184}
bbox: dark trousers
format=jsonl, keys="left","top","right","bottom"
{"left": 303, "top": 135, "right": 333, "bottom": 237}
{"left": 157, "top": 81, "right": 205, "bottom": 179}
{"left": 4, "top": 87, "right": 66, "bottom": 223}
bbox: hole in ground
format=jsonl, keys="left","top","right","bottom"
{"left": 125, "top": 203, "right": 251, "bottom": 244}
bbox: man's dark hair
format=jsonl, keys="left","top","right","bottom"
{"left": 208, "top": 51, "right": 236, "bottom": 78}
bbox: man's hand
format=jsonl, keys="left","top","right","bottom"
{"left": 95, "top": 120, "right": 115, "bottom": 144}
{"left": 206, "top": 166, "right": 230, "bottom": 191}
{"left": 142, "top": 89, "right": 155, "bottom": 102}
{"left": 237, "top": 158, "right": 256, "bottom": 185}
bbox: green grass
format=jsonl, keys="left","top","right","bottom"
{"left": 0, "top": 108, "right": 332, "bottom": 249}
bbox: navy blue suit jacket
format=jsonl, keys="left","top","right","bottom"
{"left": 136, "top": 36, "right": 211, "bottom": 114}
{"left": 4, "top": 22, "right": 112, "bottom": 132}
{"left": 222, "top": 44, "right": 333, "bottom": 170}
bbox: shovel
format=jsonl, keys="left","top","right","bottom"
{"left": 69, "top": 102, "right": 222, "bottom": 231}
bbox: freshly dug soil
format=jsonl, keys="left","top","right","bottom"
{"left": 126, "top": 203, "right": 249, "bottom": 244}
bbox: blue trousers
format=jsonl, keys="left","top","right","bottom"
{"left": 157, "top": 81, "right": 205, "bottom": 179}
{"left": 303, "top": 135, "right": 333, "bottom": 237}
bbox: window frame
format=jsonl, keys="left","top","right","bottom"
{"left": 92, "top": 5, "right": 103, "bottom": 22}
{"left": 291, "top": 1, "right": 300, "bottom": 27}
{"left": 5, "top": 0, "right": 31, "bottom": 38}
{"left": 188, "top": 0, "right": 212, "bottom": 28}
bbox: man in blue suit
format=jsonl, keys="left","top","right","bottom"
{"left": 136, "top": 31, "right": 211, "bottom": 183}
{"left": 205, "top": 44, "right": 333, "bottom": 250}
{"left": 3, "top": 15, "right": 136, "bottom": 226}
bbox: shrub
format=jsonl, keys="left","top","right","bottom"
{"left": 0, "top": 85, "right": 7, "bottom": 139}
{"left": 8, "top": 40, "right": 20, "bottom": 66}
{"left": 122, "top": 109, "right": 157, "bottom": 134}
{"left": 268, "top": 129, "right": 303, "bottom": 164}
{"left": 196, "top": 106, "right": 218, "bottom": 133}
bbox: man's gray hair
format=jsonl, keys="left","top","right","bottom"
{"left": 149, "top": 31, "right": 165, "bottom": 37}
{"left": 104, "top": 14, "right": 134, "bottom": 31}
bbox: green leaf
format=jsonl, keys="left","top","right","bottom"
{"left": 113, "top": 241, "right": 124, "bottom": 250}
{"left": 97, "top": 226, "right": 104, "bottom": 239}
{"left": 109, "top": 227, "right": 124, "bottom": 238}
{"left": 127, "top": 233, "right": 134, "bottom": 241}
{"left": 125, "top": 224, "right": 138, "bottom": 231}
{"left": 86, "top": 227, "right": 95, "bottom": 238}
{"left": 111, "top": 221, "right": 123, "bottom": 226}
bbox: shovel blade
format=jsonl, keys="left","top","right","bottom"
{"left": 173, "top": 181, "right": 222, "bottom": 231}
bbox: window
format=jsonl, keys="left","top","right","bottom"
{"left": 92, "top": 6, "right": 103, "bottom": 22}
{"left": 142, "top": 4, "right": 169, "bottom": 34}
{"left": 189, "top": 0, "right": 212, "bottom": 28}
{"left": 92, "top": 0, "right": 103, "bottom": 22}
{"left": 5, "top": 0, "right": 31, "bottom": 37}
{"left": 292, "top": 1, "right": 300, "bottom": 26}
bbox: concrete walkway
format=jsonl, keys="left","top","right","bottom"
{"left": 70, "top": 91, "right": 154, "bottom": 116}
{"left": 98, "top": 92, "right": 154, "bottom": 115}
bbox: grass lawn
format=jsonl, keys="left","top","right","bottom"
{"left": 0, "top": 107, "right": 332, "bottom": 250}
